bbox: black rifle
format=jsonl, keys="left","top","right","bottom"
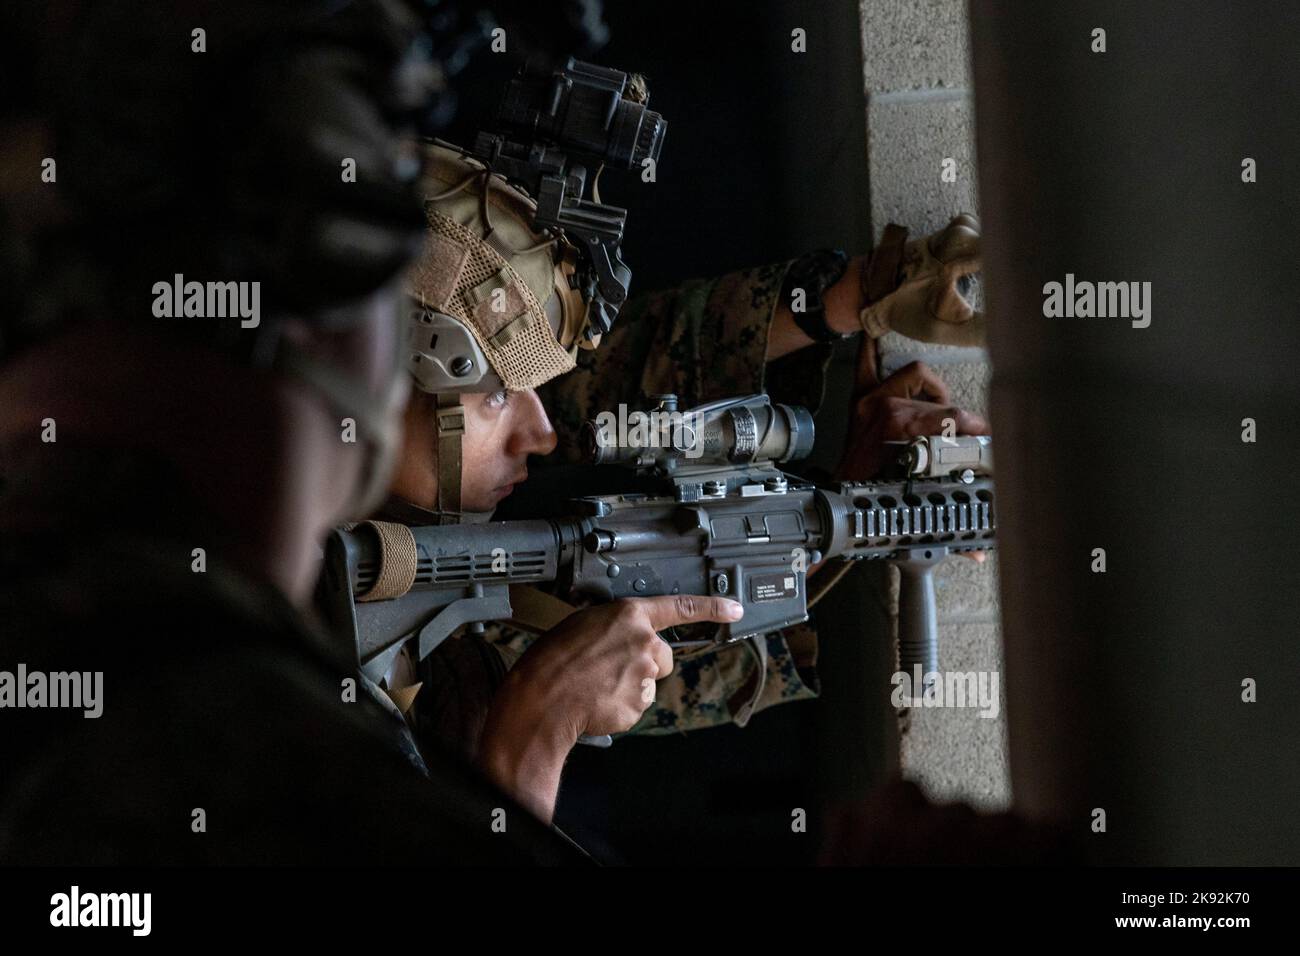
{"left": 320, "top": 395, "right": 994, "bottom": 696}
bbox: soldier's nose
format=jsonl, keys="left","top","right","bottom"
{"left": 513, "top": 389, "right": 557, "bottom": 456}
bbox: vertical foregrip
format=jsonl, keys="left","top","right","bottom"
{"left": 896, "top": 556, "right": 941, "bottom": 693}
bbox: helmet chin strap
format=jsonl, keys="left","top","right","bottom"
{"left": 371, "top": 392, "right": 492, "bottom": 527}
{"left": 374, "top": 494, "right": 492, "bottom": 526}
{"left": 434, "top": 392, "right": 466, "bottom": 524}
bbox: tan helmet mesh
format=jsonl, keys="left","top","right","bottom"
{"left": 429, "top": 212, "right": 575, "bottom": 389}
{"left": 409, "top": 144, "right": 578, "bottom": 391}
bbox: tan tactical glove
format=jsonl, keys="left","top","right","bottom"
{"left": 858, "top": 214, "right": 985, "bottom": 348}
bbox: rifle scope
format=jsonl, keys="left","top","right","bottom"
{"left": 582, "top": 394, "right": 814, "bottom": 473}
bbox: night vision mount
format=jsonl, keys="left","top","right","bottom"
{"left": 471, "top": 57, "right": 667, "bottom": 338}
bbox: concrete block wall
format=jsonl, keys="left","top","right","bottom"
{"left": 858, "top": 0, "right": 1010, "bottom": 807}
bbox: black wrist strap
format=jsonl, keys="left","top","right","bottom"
{"left": 785, "top": 249, "right": 851, "bottom": 344}
{"left": 790, "top": 300, "right": 840, "bottom": 343}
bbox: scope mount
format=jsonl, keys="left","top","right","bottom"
{"left": 584, "top": 393, "right": 816, "bottom": 503}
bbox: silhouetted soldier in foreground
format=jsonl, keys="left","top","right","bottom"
{"left": 0, "top": 0, "right": 591, "bottom": 864}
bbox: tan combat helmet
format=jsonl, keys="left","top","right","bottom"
{"left": 403, "top": 141, "right": 602, "bottom": 520}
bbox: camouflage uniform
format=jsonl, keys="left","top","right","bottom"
{"left": 430, "top": 261, "right": 839, "bottom": 740}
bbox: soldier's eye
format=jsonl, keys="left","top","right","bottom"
{"left": 485, "top": 390, "right": 510, "bottom": 409}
